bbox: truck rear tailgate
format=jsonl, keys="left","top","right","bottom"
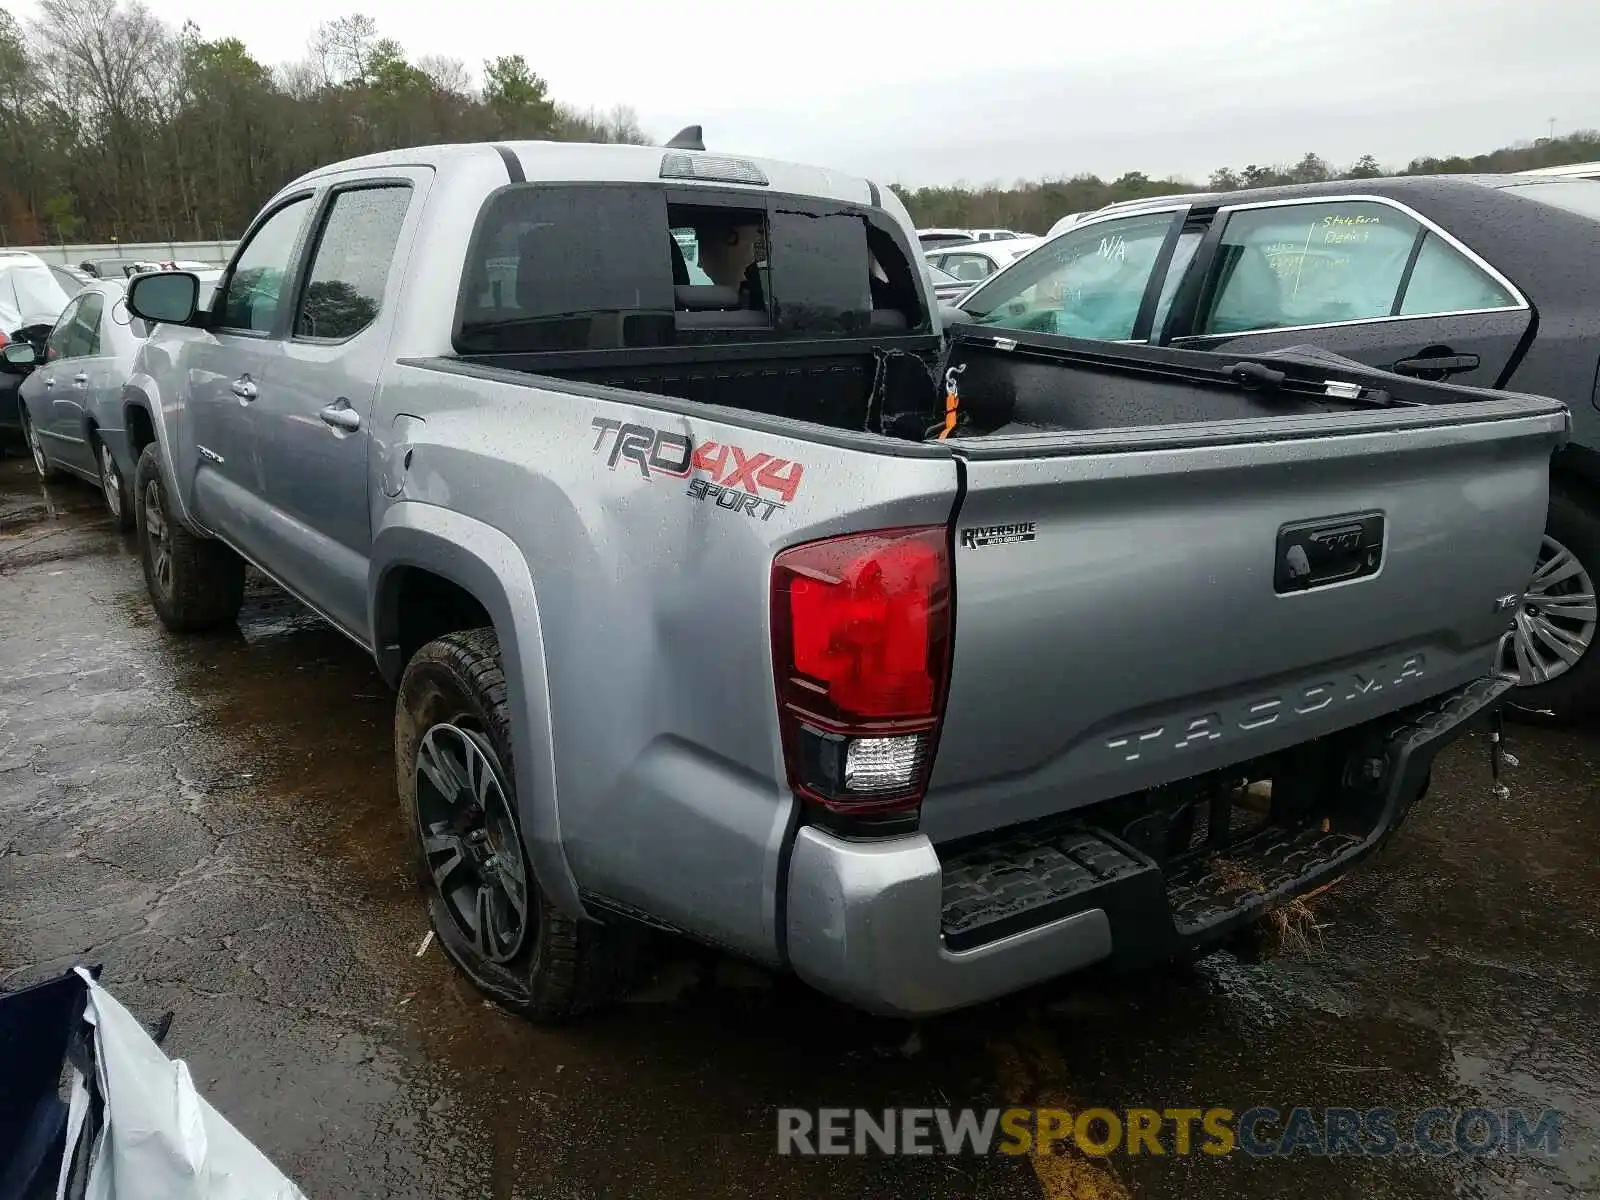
{"left": 924, "top": 355, "right": 1567, "bottom": 843}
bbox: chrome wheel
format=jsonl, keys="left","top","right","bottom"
{"left": 1502, "top": 534, "right": 1598, "bottom": 686}
{"left": 143, "top": 478, "right": 172, "bottom": 597}
{"left": 99, "top": 443, "right": 122, "bottom": 518}
{"left": 24, "top": 410, "right": 47, "bottom": 477}
{"left": 414, "top": 723, "right": 531, "bottom": 964}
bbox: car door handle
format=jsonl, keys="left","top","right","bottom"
{"left": 230, "top": 376, "right": 258, "bottom": 401}
{"left": 43, "top": 376, "right": 54, "bottom": 388}
{"left": 1391, "top": 352, "right": 1480, "bottom": 375}
{"left": 319, "top": 401, "right": 361, "bottom": 432}
{"left": 73, "top": 372, "right": 88, "bottom": 386}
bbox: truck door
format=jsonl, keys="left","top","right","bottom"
{"left": 187, "top": 193, "right": 317, "bottom": 559}
{"left": 1164, "top": 196, "right": 1531, "bottom": 389}
{"left": 247, "top": 179, "right": 421, "bottom": 641}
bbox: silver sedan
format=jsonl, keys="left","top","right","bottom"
{"left": 11, "top": 279, "right": 153, "bottom": 528}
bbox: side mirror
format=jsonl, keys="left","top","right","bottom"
{"left": 126, "top": 271, "right": 201, "bottom": 327}
{"left": 2, "top": 341, "right": 37, "bottom": 367}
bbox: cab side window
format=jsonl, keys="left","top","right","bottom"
{"left": 960, "top": 210, "right": 1181, "bottom": 340}
{"left": 293, "top": 185, "right": 413, "bottom": 340}
{"left": 219, "top": 196, "right": 313, "bottom": 334}
{"left": 1196, "top": 201, "right": 1420, "bottom": 335}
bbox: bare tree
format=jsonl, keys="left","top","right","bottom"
{"left": 418, "top": 53, "right": 471, "bottom": 96}
{"left": 307, "top": 12, "right": 376, "bottom": 87}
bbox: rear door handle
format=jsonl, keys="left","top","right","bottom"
{"left": 318, "top": 401, "right": 361, "bottom": 432}
{"left": 43, "top": 376, "right": 54, "bottom": 388}
{"left": 230, "top": 375, "right": 257, "bottom": 401}
{"left": 73, "top": 372, "right": 88, "bottom": 386}
{"left": 1391, "top": 352, "right": 1480, "bottom": 375}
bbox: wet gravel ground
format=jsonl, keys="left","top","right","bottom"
{"left": 2, "top": 452, "right": 1597, "bottom": 1200}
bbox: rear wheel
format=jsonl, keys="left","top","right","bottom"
{"left": 133, "top": 443, "right": 244, "bottom": 632}
{"left": 1502, "top": 489, "right": 1600, "bottom": 721}
{"left": 95, "top": 435, "right": 134, "bottom": 531}
{"left": 396, "top": 628, "right": 638, "bottom": 1021}
{"left": 19, "top": 403, "right": 57, "bottom": 481}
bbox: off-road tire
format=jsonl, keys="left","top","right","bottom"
{"left": 396, "top": 628, "right": 639, "bottom": 1021}
{"left": 1506, "top": 488, "right": 1600, "bottom": 723}
{"left": 133, "top": 443, "right": 245, "bottom": 632}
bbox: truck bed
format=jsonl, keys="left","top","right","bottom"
{"left": 432, "top": 332, "right": 1566, "bottom": 852}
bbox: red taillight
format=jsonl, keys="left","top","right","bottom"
{"left": 772, "top": 526, "right": 952, "bottom": 816}
{"left": 0, "top": 331, "right": 9, "bottom": 350}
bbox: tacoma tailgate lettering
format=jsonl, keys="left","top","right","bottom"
{"left": 1105, "top": 654, "right": 1426, "bottom": 763}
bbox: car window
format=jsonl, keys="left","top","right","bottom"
{"left": 1397, "top": 232, "right": 1517, "bottom": 317}
{"left": 293, "top": 185, "right": 412, "bottom": 340}
{"left": 219, "top": 196, "right": 313, "bottom": 334}
{"left": 67, "top": 292, "right": 105, "bottom": 357}
{"left": 45, "top": 295, "right": 84, "bottom": 361}
{"left": 1150, "top": 230, "right": 1204, "bottom": 336}
{"left": 942, "top": 253, "right": 993, "bottom": 283}
{"left": 960, "top": 210, "right": 1182, "bottom": 340}
{"left": 1197, "top": 200, "right": 1420, "bottom": 335}
{"left": 49, "top": 266, "right": 85, "bottom": 296}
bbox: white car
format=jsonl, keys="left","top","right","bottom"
{"left": 916, "top": 227, "right": 1027, "bottom": 250}
{"left": 0, "top": 250, "right": 72, "bottom": 446}
{"left": 1517, "top": 161, "right": 1600, "bottom": 182}
{"left": 0, "top": 250, "right": 72, "bottom": 337}
{"left": 923, "top": 237, "right": 1041, "bottom": 286}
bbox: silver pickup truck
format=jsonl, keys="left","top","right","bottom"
{"left": 118, "top": 139, "right": 1567, "bottom": 1019}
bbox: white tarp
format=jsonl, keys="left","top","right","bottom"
{"left": 59, "top": 968, "right": 305, "bottom": 1200}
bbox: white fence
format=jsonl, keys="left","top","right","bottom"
{"left": 2, "top": 240, "right": 238, "bottom": 268}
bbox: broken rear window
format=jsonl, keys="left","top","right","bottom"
{"left": 453, "top": 183, "right": 923, "bottom": 354}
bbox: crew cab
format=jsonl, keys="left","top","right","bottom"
{"left": 119, "top": 140, "right": 1564, "bottom": 1019}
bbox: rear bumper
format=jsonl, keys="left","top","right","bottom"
{"left": 785, "top": 674, "right": 1511, "bottom": 1017}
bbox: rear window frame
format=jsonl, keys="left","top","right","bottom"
{"left": 450, "top": 181, "right": 931, "bottom": 356}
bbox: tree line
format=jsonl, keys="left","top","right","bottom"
{"left": 891, "top": 135, "right": 1600, "bottom": 234}
{"left": 0, "top": 1, "right": 648, "bottom": 244}
{"left": 2, "top": 0, "right": 1597, "bottom": 245}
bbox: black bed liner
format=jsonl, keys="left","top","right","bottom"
{"left": 941, "top": 325, "right": 1551, "bottom": 437}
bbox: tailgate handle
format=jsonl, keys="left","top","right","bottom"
{"left": 1275, "top": 512, "right": 1385, "bottom": 594}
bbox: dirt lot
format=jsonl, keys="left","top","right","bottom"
{"left": 2, "top": 453, "right": 1597, "bottom": 1200}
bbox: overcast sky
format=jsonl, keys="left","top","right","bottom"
{"left": 13, "top": 0, "right": 1599, "bottom": 186}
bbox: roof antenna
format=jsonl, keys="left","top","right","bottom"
{"left": 665, "top": 125, "right": 705, "bottom": 151}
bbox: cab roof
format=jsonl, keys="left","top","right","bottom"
{"left": 287, "top": 140, "right": 880, "bottom": 209}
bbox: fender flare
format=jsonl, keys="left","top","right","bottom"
{"left": 369, "top": 502, "right": 584, "bottom": 920}
{"left": 120, "top": 379, "right": 205, "bottom": 535}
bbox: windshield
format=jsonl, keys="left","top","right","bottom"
{"left": 1503, "top": 179, "right": 1600, "bottom": 220}
{"left": 2, "top": 262, "right": 70, "bottom": 328}
{"left": 958, "top": 210, "right": 1181, "bottom": 338}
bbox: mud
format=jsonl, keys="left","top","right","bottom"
{"left": 2, "top": 453, "right": 1596, "bottom": 1199}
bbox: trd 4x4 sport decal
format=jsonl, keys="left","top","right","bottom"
{"left": 590, "top": 417, "right": 805, "bottom": 522}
